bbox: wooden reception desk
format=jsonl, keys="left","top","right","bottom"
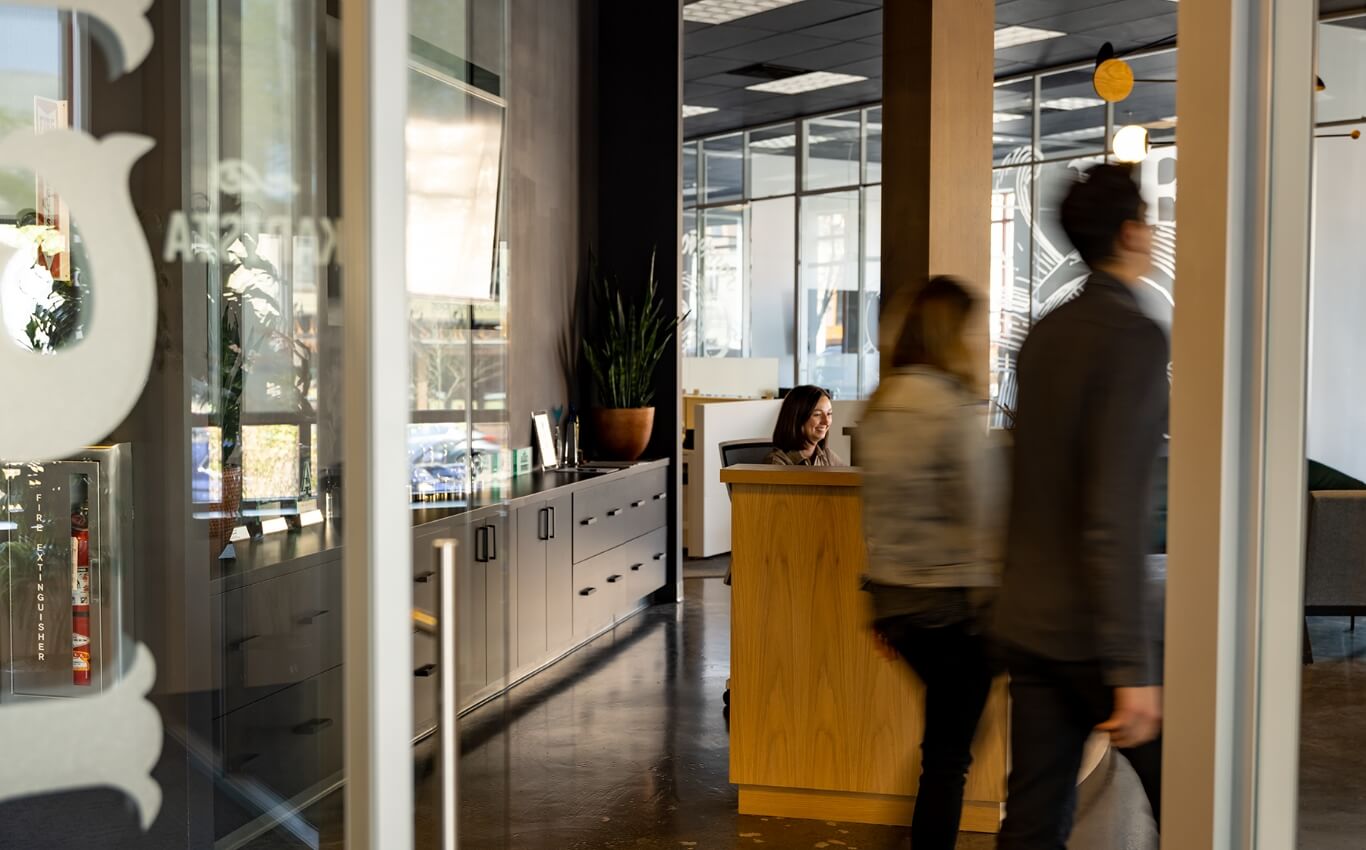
{"left": 720, "top": 464, "right": 1008, "bottom": 832}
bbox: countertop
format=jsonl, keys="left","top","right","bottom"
{"left": 213, "top": 458, "right": 671, "bottom": 592}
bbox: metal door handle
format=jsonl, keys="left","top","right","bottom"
{"left": 432, "top": 538, "right": 460, "bottom": 850}
{"left": 581, "top": 516, "right": 597, "bottom": 526}
{"left": 538, "top": 507, "right": 549, "bottom": 541}
{"left": 488, "top": 523, "right": 497, "bottom": 561}
{"left": 629, "top": 563, "right": 643, "bottom": 572}
{"left": 631, "top": 499, "right": 646, "bottom": 508}
{"left": 415, "top": 663, "right": 437, "bottom": 678}
{"left": 607, "top": 574, "right": 623, "bottom": 583}
{"left": 652, "top": 492, "right": 667, "bottom": 501}
{"left": 475, "top": 525, "right": 489, "bottom": 562}
{"left": 549, "top": 506, "right": 557, "bottom": 539}
{"left": 607, "top": 508, "right": 623, "bottom": 517}
{"left": 579, "top": 587, "right": 597, "bottom": 596}
{"left": 653, "top": 553, "right": 665, "bottom": 561}
{"left": 415, "top": 570, "right": 435, "bottom": 583}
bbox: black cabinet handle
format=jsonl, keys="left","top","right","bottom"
{"left": 631, "top": 499, "right": 646, "bottom": 508}
{"left": 229, "top": 752, "right": 260, "bottom": 771}
{"left": 414, "top": 663, "right": 437, "bottom": 678}
{"left": 580, "top": 516, "right": 597, "bottom": 526}
{"left": 297, "top": 609, "right": 329, "bottom": 626}
{"left": 549, "top": 506, "right": 557, "bottom": 539}
{"left": 230, "top": 634, "right": 259, "bottom": 651}
{"left": 579, "top": 587, "right": 597, "bottom": 596}
{"left": 653, "top": 553, "right": 666, "bottom": 561}
{"left": 292, "top": 717, "right": 334, "bottom": 735}
{"left": 607, "top": 508, "right": 623, "bottom": 517}
{"left": 629, "top": 563, "right": 643, "bottom": 572}
{"left": 607, "top": 574, "right": 623, "bottom": 584}
{"left": 652, "top": 492, "right": 667, "bottom": 501}
{"left": 538, "top": 507, "right": 549, "bottom": 541}
{"left": 489, "top": 523, "right": 497, "bottom": 561}
{"left": 414, "top": 570, "right": 435, "bottom": 583}
{"left": 475, "top": 525, "right": 489, "bottom": 562}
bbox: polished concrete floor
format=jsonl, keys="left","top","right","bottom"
{"left": 237, "top": 588, "right": 1366, "bottom": 849}
{"left": 1299, "top": 616, "right": 1366, "bottom": 849}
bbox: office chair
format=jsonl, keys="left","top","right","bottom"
{"left": 718, "top": 439, "right": 772, "bottom": 469}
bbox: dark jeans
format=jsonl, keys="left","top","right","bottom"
{"left": 997, "top": 647, "right": 1163, "bottom": 850}
{"left": 876, "top": 614, "right": 995, "bottom": 850}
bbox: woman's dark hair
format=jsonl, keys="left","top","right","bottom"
{"left": 1060, "top": 163, "right": 1145, "bottom": 268}
{"left": 772, "top": 384, "right": 831, "bottom": 452}
{"left": 889, "top": 276, "right": 976, "bottom": 382}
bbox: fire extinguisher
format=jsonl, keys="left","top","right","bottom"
{"left": 72, "top": 518, "right": 91, "bottom": 687}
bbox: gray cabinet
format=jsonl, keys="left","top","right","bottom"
{"left": 516, "top": 492, "right": 571, "bottom": 671}
{"left": 475, "top": 510, "right": 511, "bottom": 690}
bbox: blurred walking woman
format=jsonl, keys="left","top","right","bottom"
{"left": 860, "top": 276, "right": 1000, "bottom": 850}
{"left": 765, "top": 385, "right": 845, "bottom": 466}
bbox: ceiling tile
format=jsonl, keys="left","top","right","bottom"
{"left": 685, "top": 55, "right": 752, "bottom": 79}
{"left": 685, "top": 24, "right": 771, "bottom": 57}
{"left": 739, "top": 0, "right": 883, "bottom": 33}
{"left": 709, "top": 32, "right": 840, "bottom": 62}
{"left": 802, "top": 8, "right": 883, "bottom": 40}
{"left": 780, "top": 40, "right": 882, "bottom": 70}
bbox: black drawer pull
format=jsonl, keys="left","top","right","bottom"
{"left": 297, "top": 609, "right": 330, "bottom": 626}
{"left": 607, "top": 574, "right": 623, "bottom": 583}
{"left": 652, "top": 492, "right": 667, "bottom": 501}
{"left": 230, "top": 634, "right": 259, "bottom": 651}
{"left": 414, "top": 570, "right": 435, "bottom": 583}
{"left": 229, "top": 752, "right": 260, "bottom": 771}
{"left": 549, "top": 506, "right": 557, "bottom": 539}
{"left": 579, "top": 587, "right": 597, "bottom": 596}
{"left": 653, "top": 553, "right": 666, "bottom": 561}
{"left": 414, "top": 663, "right": 437, "bottom": 678}
{"left": 607, "top": 508, "right": 623, "bottom": 517}
{"left": 581, "top": 517, "right": 598, "bottom": 526}
{"left": 629, "top": 563, "right": 643, "bottom": 572}
{"left": 292, "top": 717, "right": 334, "bottom": 735}
{"left": 631, "top": 499, "right": 646, "bottom": 508}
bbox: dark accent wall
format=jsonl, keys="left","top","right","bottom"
{"left": 581, "top": 0, "right": 683, "bottom": 592}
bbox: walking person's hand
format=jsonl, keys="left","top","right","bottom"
{"left": 1096, "top": 686, "right": 1162, "bottom": 748}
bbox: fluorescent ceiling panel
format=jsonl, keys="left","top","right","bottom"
{"left": 749, "top": 133, "right": 834, "bottom": 149}
{"left": 1040, "top": 96, "right": 1105, "bottom": 110}
{"left": 994, "top": 26, "right": 1065, "bottom": 50}
{"left": 994, "top": 112, "right": 1026, "bottom": 123}
{"left": 683, "top": 104, "right": 720, "bottom": 117}
{"left": 683, "top": 0, "right": 806, "bottom": 26}
{"left": 746, "top": 71, "right": 867, "bottom": 95}
{"left": 1043, "top": 126, "right": 1106, "bottom": 141}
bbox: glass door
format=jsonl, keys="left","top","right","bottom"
{"left": 0, "top": 1, "right": 414, "bottom": 847}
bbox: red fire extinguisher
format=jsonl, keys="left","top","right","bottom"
{"left": 72, "top": 522, "right": 91, "bottom": 687}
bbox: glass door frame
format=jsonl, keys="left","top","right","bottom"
{"left": 340, "top": 0, "right": 415, "bottom": 847}
{"left": 1165, "top": 0, "right": 1315, "bottom": 846}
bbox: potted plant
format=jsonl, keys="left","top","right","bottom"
{"left": 581, "top": 252, "right": 684, "bottom": 462}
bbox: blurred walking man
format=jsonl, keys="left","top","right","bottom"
{"left": 996, "top": 164, "right": 1168, "bottom": 849}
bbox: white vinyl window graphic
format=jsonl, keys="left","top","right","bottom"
{"left": 0, "top": 0, "right": 163, "bottom": 829}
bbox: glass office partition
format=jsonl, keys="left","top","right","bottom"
{"left": 800, "top": 191, "right": 861, "bottom": 399}
{"left": 749, "top": 196, "right": 796, "bottom": 385}
{"left": 804, "top": 110, "right": 861, "bottom": 191}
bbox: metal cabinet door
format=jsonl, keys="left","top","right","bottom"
{"left": 515, "top": 502, "right": 548, "bottom": 670}
{"left": 543, "top": 492, "right": 574, "bottom": 652}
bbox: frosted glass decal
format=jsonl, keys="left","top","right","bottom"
{"left": 18, "top": 0, "right": 154, "bottom": 75}
{"left": 0, "top": 644, "right": 162, "bottom": 827}
{"left": 0, "top": 131, "right": 157, "bottom": 459}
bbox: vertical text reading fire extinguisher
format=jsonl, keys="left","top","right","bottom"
{"left": 71, "top": 510, "right": 91, "bottom": 687}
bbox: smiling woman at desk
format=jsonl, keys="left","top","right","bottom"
{"left": 719, "top": 463, "right": 1008, "bottom": 833}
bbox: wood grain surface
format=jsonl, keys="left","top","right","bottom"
{"left": 728, "top": 479, "right": 1007, "bottom": 830}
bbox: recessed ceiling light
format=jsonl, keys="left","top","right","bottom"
{"left": 994, "top": 25, "right": 1065, "bottom": 50}
{"left": 683, "top": 0, "right": 806, "bottom": 26}
{"left": 683, "top": 105, "right": 720, "bottom": 118}
{"left": 746, "top": 71, "right": 867, "bottom": 95}
{"left": 749, "top": 133, "right": 835, "bottom": 149}
{"left": 1040, "top": 97, "right": 1105, "bottom": 110}
{"left": 994, "top": 112, "right": 1026, "bottom": 123}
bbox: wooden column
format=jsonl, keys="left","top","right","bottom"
{"left": 880, "top": 0, "right": 993, "bottom": 388}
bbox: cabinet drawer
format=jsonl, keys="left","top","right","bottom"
{"left": 221, "top": 565, "right": 334, "bottom": 714}
{"left": 413, "top": 630, "right": 438, "bottom": 739}
{"left": 223, "top": 677, "right": 333, "bottom": 804}
{"left": 625, "top": 527, "right": 669, "bottom": 602}
{"left": 572, "top": 548, "right": 625, "bottom": 639}
{"left": 572, "top": 467, "right": 669, "bottom": 562}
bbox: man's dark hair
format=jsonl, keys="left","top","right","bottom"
{"left": 1060, "top": 163, "right": 1144, "bottom": 269}
{"left": 771, "top": 384, "right": 830, "bottom": 452}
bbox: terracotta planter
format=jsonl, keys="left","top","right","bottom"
{"left": 586, "top": 407, "right": 655, "bottom": 462}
